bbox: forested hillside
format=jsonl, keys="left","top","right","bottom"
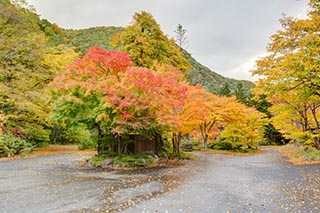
{"left": 183, "top": 51, "right": 254, "bottom": 93}
{"left": 60, "top": 27, "right": 255, "bottom": 94}
{"left": 1, "top": 0, "right": 264, "bottom": 158}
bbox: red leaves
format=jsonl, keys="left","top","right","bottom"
{"left": 50, "top": 46, "right": 189, "bottom": 134}
{"left": 77, "top": 46, "right": 132, "bottom": 74}
{"left": 64, "top": 46, "right": 132, "bottom": 81}
{"left": 121, "top": 111, "right": 134, "bottom": 120}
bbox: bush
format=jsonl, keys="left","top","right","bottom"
{"left": 78, "top": 139, "right": 96, "bottom": 150}
{"left": 209, "top": 141, "right": 248, "bottom": 153}
{"left": 166, "top": 151, "right": 195, "bottom": 160}
{"left": 181, "top": 143, "right": 193, "bottom": 152}
{"left": 190, "top": 140, "right": 201, "bottom": 149}
{"left": 233, "top": 143, "right": 248, "bottom": 153}
{"left": 114, "top": 153, "right": 157, "bottom": 167}
{"left": 0, "top": 133, "right": 34, "bottom": 157}
{"left": 210, "top": 141, "right": 233, "bottom": 150}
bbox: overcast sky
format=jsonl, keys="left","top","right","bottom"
{"left": 25, "top": 0, "right": 309, "bottom": 81}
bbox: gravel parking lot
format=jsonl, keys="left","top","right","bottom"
{"left": 0, "top": 147, "right": 319, "bottom": 212}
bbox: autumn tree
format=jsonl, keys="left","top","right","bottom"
{"left": 50, "top": 46, "right": 189, "bottom": 155}
{"left": 50, "top": 47, "right": 133, "bottom": 154}
{"left": 220, "top": 106, "right": 266, "bottom": 149}
{"left": 111, "top": 11, "right": 191, "bottom": 73}
{"left": 0, "top": 0, "right": 78, "bottom": 143}
{"left": 167, "top": 84, "right": 214, "bottom": 152}
{"left": 197, "top": 93, "right": 223, "bottom": 149}
{"left": 252, "top": 0, "right": 320, "bottom": 149}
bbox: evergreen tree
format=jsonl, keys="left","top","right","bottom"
{"left": 174, "top": 24, "right": 188, "bottom": 49}
{"left": 218, "top": 82, "right": 231, "bottom": 97}
{"left": 235, "top": 82, "right": 247, "bottom": 104}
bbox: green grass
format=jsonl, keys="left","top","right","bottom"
{"left": 88, "top": 153, "right": 158, "bottom": 168}
{"left": 114, "top": 154, "right": 157, "bottom": 167}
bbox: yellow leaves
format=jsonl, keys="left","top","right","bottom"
{"left": 62, "top": 96, "right": 84, "bottom": 105}
{"left": 43, "top": 45, "right": 79, "bottom": 74}
{"left": 251, "top": 2, "right": 320, "bottom": 148}
{"left": 219, "top": 100, "right": 266, "bottom": 146}
{"left": 111, "top": 11, "right": 190, "bottom": 73}
{"left": 96, "top": 114, "right": 110, "bottom": 123}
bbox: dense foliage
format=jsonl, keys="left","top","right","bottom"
{"left": 0, "top": 0, "right": 78, "bottom": 144}
{"left": 111, "top": 11, "right": 191, "bottom": 73}
{"left": 252, "top": 0, "right": 320, "bottom": 149}
{"left": 183, "top": 50, "right": 255, "bottom": 94}
{"left": 0, "top": 132, "right": 34, "bottom": 157}
{"left": 1, "top": 1, "right": 265, "bottom": 158}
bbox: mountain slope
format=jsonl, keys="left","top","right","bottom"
{"left": 183, "top": 51, "right": 254, "bottom": 93}
{"left": 60, "top": 27, "right": 255, "bottom": 94}
{"left": 62, "top": 26, "right": 123, "bottom": 54}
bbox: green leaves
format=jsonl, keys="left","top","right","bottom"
{"left": 111, "top": 11, "right": 191, "bottom": 73}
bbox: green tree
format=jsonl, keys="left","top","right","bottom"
{"left": 235, "top": 82, "right": 248, "bottom": 104}
{"left": 111, "top": 11, "right": 190, "bottom": 73}
{"left": 218, "top": 82, "right": 232, "bottom": 97}
{"left": 252, "top": 95, "right": 288, "bottom": 145}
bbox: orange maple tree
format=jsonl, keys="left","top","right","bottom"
{"left": 50, "top": 46, "right": 188, "bottom": 155}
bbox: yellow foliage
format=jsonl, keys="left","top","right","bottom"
{"left": 43, "top": 45, "right": 80, "bottom": 74}
{"left": 252, "top": 2, "right": 320, "bottom": 149}
{"left": 220, "top": 102, "right": 267, "bottom": 147}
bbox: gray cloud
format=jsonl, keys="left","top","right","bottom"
{"left": 26, "top": 0, "right": 309, "bottom": 81}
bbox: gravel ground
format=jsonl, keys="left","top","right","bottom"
{"left": 0, "top": 147, "right": 319, "bottom": 213}
{"left": 123, "top": 147, "right": 320, "bottom": 213}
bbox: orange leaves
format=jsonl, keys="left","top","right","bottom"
{"left": 50, "top": 45, "right": 268, "bottom": 150}
{"left": 76, "top": 46, "right": 133, "bottom": 75}
{"left": 50, "top": 46, "right": 190, "bottom": 135}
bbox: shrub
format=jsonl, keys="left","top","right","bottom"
{"left": 209, "top": 141, "right": 249, "bottom": 153}
{"left": 78, "top": 139, "right": 96, "bottom": 150}
{"left": 166, "top": 151, "right": 195, "bottom": 160}
{"left": 210, "top": 141, "right": 233, "bottom": 150}
{"left": 114, "top": 153, "right": 157, "bottom": 167}
{"left": 0, "top": 132, "right": 34, "bottom": 157}
{"left": 181, "top": 143, "right": 193, "bottom": 152}
{"left": 232, "top": 143, "right": 248, "bottom": 153}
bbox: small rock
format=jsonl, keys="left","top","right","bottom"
{"left": 102, "top": 159, "right": 114, "bottom": 168}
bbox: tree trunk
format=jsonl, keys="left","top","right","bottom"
{"left": 172, "top": 132, "right": 181, "bottom": 155}
{"left": 97, "top": 126, "right": 102, "bottom": 156}
{"left": 177, "top": 131, "right": 182, "bottom": 154}
{"left": 117, "top": 136, "right": 122, "bottom": 155}
{"left": 204, "top": 134, "right": 208, "bottom": 150}
{"left": 51, "top": 126, "right": 62, "bottom": 144}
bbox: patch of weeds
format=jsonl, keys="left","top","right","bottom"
{"left": 279, "top": 144, "right": 320, "bottom": 164}
{"left": 88, "top": 152, "right": 158, "bottom": 168}
{"left": 303, "top": 148, "right": 320, "bottom": 161}
{"left": 89, "top": 155, "right": 108, "bottom": 164}
{"left": 114, "top": 153, "right": 157, "bottom": 167}
{"left": 166, "top": 151, "right": 195, "bottom": 160}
